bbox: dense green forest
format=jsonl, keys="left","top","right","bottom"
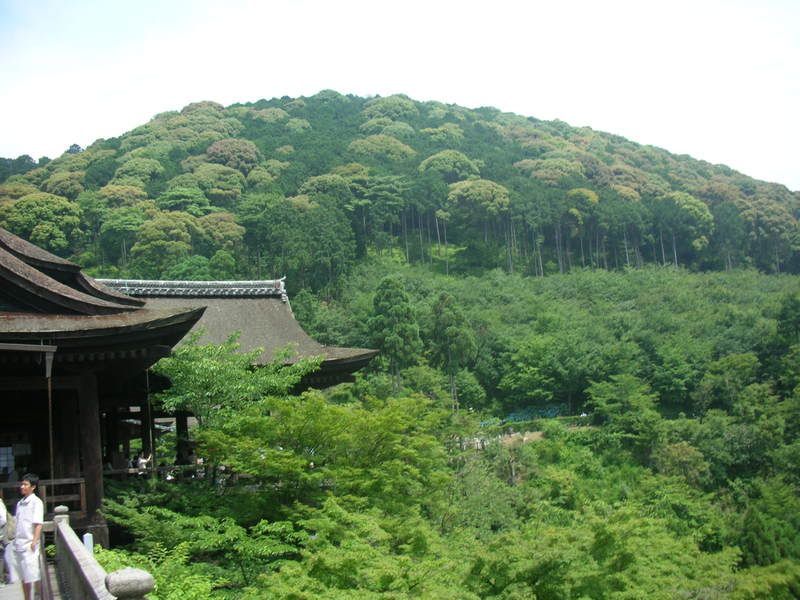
{"left": 1, "top": 91, "right": 798, "bottom": 288}
{"left": 3, "top": 92, "right": 800, "bottom": 597}
{"left": 96, "top": 265, "right": 800, "bottom": 599}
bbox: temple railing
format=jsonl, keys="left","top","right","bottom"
{"left": 40, "top": 478, "right": 87, "bottom": 518}
{"left": 103, "top": 463, "right": 206, "bottom": 482}
{"left": 1, "top": 478, "right": 87, "bottom": 519}
{"left": 50, "top": 505, "right": 154, "bottom": 600}
{"left": 38, "top": 534, "right": 56, "bottom": 600}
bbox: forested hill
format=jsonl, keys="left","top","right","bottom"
{"left": 1, "top": 91, "right": 799, "bottom": 288}
{"left": 6, "top": 92, "right": 800, "bottom": 598}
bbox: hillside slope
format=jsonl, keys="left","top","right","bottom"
{"left": 1, "top": 91, "right": 798, "bottom": 285}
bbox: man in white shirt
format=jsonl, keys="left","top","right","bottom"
{"left": 0, "top": 496, "right": 7, "bottom": 584}
{"left": 9, "top": 474, "right": 43, "bottom": 600}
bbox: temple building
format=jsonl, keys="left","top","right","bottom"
{"left": 0, "top": 227, "right": 204, "bottom": 541}
{"left": 97, "top": 278, "right": 378, "bottom": 388}
{"left": 98, "top": 279, "right": 378, "bottom": 465}
{"left": 0, "top": 227, "right": 376, "bottom": 543}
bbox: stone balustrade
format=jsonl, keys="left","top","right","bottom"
{"left": 52, "top": 506, "right": 154, "bottom": 600}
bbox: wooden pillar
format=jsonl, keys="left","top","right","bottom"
{"left": 141, "top": 399, "right": 154, "bottom": 460}
{"left": 104, "top": 408, "right": 117, "bottom": 465}
{"left": 29, "top": 397, "right": 50, "bottom": 476}
{"left": 54, "top": 392, "right": 80, "bottom": 478}
{"left": 176, "top": 411, "right": 190, "bottom": 464}
{"left": 78, "top": 374, "right": 103, "bottom": 516}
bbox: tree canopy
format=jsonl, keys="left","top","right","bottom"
{"left": 1, "top": 90, "right": 796, "bottom": 281}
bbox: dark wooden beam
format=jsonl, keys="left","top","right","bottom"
{"left": 78, "top": 374, "right": 103, "bottom": 517}
{"left": 0, "top": 376, "right": 80, "bottom": 391}
{"left": 176, "top": 411, "right": 190, "bottom": 464}
{"left": 55, "top": 393, "right": 80, "bottom": 478}
{"left": 141, "top": 397, "right": 154, "bottom": 459}
{"left": 0, "top": 342, "right": 57, "bottom": 353}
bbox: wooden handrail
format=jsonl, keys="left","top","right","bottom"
{"left": 0, "top": 477, "right": 87, "bottom": 487}
{"left": 1, "top": 478, "right": 87, "bottom": 517}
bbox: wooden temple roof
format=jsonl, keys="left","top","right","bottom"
{"left": 0, "top": 228, "right": 144, "bottom": 314}
{"left": 0, "top": 226, "right": 375, "bottom": 383}
{"left": 98, "top": 279, "right": 378, "bottom": 377}
{"left": 0, "top": 228, "right": 205, "bottom": 374}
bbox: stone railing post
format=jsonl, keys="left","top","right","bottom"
{"left": 105, "top": 568, "right": 155, "bottom": 600}
{"left": 53, "top": 504, "right": 70, "bottom": 527}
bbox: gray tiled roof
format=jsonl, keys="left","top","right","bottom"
{"left": 99, "top": 279, "right": 287, "bottom": 300}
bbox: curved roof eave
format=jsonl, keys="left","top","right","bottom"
{"left": 0, "top": 306, "right": 207, "bottom": 344}
{"left": 0, "top": 246, "right": 136, "bottom": 315}
{"left": 77, "top": 273, "right": 146, "bottom": 307}
{"left": 0, "top": 227, "right": 79, "bottom": 272}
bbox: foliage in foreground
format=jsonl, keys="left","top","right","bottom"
{"left": 100, "top": 269, "right": 800, "bottom": 598}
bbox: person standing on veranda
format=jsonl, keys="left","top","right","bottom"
{"left": 0, "top": 496, "right": 7, "bottom": 584}
{"left": 8, "top": 474, "right": 43, "bottom": 600}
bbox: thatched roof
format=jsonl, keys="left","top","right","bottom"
{"left": 99, "top": 279, "right": 378, "bottom": 373}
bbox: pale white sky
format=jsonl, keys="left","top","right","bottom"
{"left": 1, "top": 0, "right": 798, "bottom": 190}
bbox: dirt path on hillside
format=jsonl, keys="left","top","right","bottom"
{"left": 500, "top": 430, "right": 545, "bottom": 446}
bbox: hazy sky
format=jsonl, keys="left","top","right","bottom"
{"left": 1, "top": 0, "right": 798, "bottom": 190}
